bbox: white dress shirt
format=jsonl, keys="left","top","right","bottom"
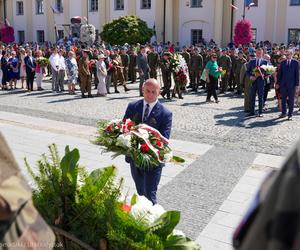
{"left": 49, "top": 53, "right": 60, "bottom": 71}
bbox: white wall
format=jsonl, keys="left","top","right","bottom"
{"left": 285, "top": 3, "right": 300, "bottom": 43}
{"left": 110, "top": 0, "right": 128, "bottom": 21}
{"left": 13, "top": 0, "right": 27, "bottom": 42}
{"left": 178, "top": 0, "right": 215, "bottom": 46}
{"left": 135, "top": 0, "right": 155, "bottom": 28}
{"left": 32, "top": 0, "right": 48, "bottom": 41}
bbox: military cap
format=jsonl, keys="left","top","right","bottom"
{"left": 163, "top": 51, "right": 171, "bottom": 56}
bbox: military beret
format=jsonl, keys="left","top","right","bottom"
{"left": 163, "top": 52, "right": 171, "bottom": 56}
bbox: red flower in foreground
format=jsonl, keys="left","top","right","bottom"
{"left": 121, "top": 204, "right": 132, "bottom": 213}
{"left": 140, "top": 143, "right": 150, "bottom": 153}
{"left": 105, "top": 125, "right": 113, "bottom": 132}
{"left": 156, "top": 140, "right": 163, "bottom": 148}
{"left": 127, "top": 120, "right": 134, "bottom": 129}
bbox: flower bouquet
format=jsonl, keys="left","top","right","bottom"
{"left": 250, "top": 66, "right": 264, "bottom": 85}
{"left": 260, "top": 65, "right": 276, "bottom": 76}
{"left": 170, "top": 53, "right": 190, "bottom": 87}
{"left": 94, "top": 118, "right": 185, "bottom": 169}
{"left": 36, "top": 57, "right": 50, "bottom": 67}
{"left": 218, "top": 67, "right": 227, "bottom": 77}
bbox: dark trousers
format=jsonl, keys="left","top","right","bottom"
{"left": 281, "top": 87, "right": 296, "bottom": 117}
{"left": 130, "top": 163, "right": 162, "bottom": 204}
{"left": 250, "top": 80, "right": 264, "bottom": 114}
{"left": 26, "top": 72, "right": 35, "bottom": 90}
{"left": 139, "top": 72, "right": 149, "bottom": 96}
{"left": 2, "top": 70, "right": 8, "bottom": 85}
{"left": 263, "top": 83, "right": 271, "bottom": 105}
{"left": 207, "top": 75, "right": 218, "bottom": 101}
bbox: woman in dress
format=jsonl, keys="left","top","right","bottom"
{"left": 65, "top": 50, "right": 78, "bottom": 95}
{"left": 8, "top": 50, "right": 20, "bottom": 90}
{"left": 35, "top": 50, "right": 44, "bottom": 91}
{"left": 96, "top": 54, "right": 107, "bottom": 97}
{"left": 19, "top": 48, "right": 27, "bottom": 88}
{"left": 205, "top": 53, "right": 222, "bottom": 103}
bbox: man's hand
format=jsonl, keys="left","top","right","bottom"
{"left": 250, "top": 76, "right": 256, "bottom": 81}
{"left": 275, "top": 84, "right": 280, "bottom": 90}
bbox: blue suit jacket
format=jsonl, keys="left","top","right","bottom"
{"left": 24, "top": 56, "right": 36, "bottom": 75}
{"left": 124, "top": 99, "right": 173, "bottom": 164}
{"left": 246, "top": 58, "right": 267, "bottom": 84}
{"left": 278, "top": 59, "right": 299, "bottom": 89}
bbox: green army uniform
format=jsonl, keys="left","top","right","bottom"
{"left": 128, "top": 51, "right": 137, "bottom": 83}
{"left": 271, "top": 53, "right": 281, "bottom": 66}
{"left": 240, "top": 62, "right": 251, "bottom": 112}
{"left": 120, "top": 53, "right": 130, "bottom": 82}
{"left": 160, "top": 57, "right": 172, "bottom": 99}
{"left": 229, "top": 53, "right": 237, "bottom": 90}
{"left": 111, "top": 54, "right": 129, "bottom": 93}
{"left": 148, "top": 51, "right": 160, "bottom": 79}
{"left": 78, "top": 57, "right": 92, "bottom": 97}
{"left": 218, "top": 54, "right": 232, "bottom": 92}
{"left": 0, "top": 133, "right": 55, "bottom": 249}
{"left": 234, "top": 57, "right": 247, "bottom": 94}
{"left": 181, "top": 51, "right": 191, "bottom": 68}
{"left": 190, "top": 52, "right": 203, "bottom": 91}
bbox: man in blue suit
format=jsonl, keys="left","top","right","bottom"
{"left": 277, "top": 50, "right": 299, "bottom": 120}
{"left": 24, "top": 49, "right": 36, "bottom": 91}
{"left": 124, "top": 78, "right": 172, "bottom": 204}
{"left": 246, "top": 48, "right": 267, "bottom": 117}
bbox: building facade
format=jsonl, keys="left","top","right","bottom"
{"left": 2, "top": 0, "right": 300, "bottom": 46}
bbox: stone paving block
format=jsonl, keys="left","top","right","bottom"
{"left": 227, "top": 191, "right": 253, "bottom": 203}
{"left": 253, "top": 153, "right": 285, "bottom": 169}
{"left": 219, "top": 200, "right": 250, "bottom": 216}
{"left": 200, "top": 222, "right": 235, "bottom": 244}
{"left": 210, "top": 211, "right": 242, "bottom": 229}
{"left": 196, "top": 236, "right": 233, "bottom": 250}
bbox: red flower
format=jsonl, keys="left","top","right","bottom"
{"left": 140, "top": 143, "right": 150, "bottom": 153}
{"left": 156, "top": 140, "right": 163, "bottom": 148}
{"left": 105, "top": 125, "right": 113, "bottom": 132}
{"left": 127, "top": 120, "right": 134, "bottom": 129}
{"left": 116, "top": 124, "right": 122, "bottom": 129}
{"left": 121, "top": 204, "right": 131, "bottom": 213}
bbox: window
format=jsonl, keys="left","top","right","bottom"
{"left": 90, "top": 0, "right": 98, "bottom": 11}
{"left": 16, "top": 1, "right": 24, "bottom": 15}
{"left": 252, "top": 28, "right": 257, "bottom": 43}
{"left": 18, "top": 31, "right": 25, "bottom": 44}
{"left": 58, "top": 30, "right": 64, "bottom": 40}
{"left": 37, "top": 30, "right": 45, "bottom": 43}
{"left": 56, "top": 0, "right": 63, "bottom": 13}
{"left": 141, "top": 0, "right": 151, "bottom": 9}
{"left": 288, "top": 29, "right": 300, "bottom": 42}
{"left": 115, "top": 0, "right": 124, "bottom": 10}
{"left": 191, "top": 29, "right": 203, "bottom": 45}
{"left": 191, "top": 0, "right": 203, "bottom": 8}
{"left": 290, "top": 0, "right": 300, "bottom": 5}
{"left": 36, "top": 0, "right": 44, "bottom": 14}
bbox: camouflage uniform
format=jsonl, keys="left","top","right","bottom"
{"left": 190, "top": 52, "right": 203, "bottom": 91}
{"left": 234, "top": 57, "right": 247, "bottom": 94}
{"left": 78, "top": 57, "right": 92, "bottom": 97}
{"left": 148, "top": 51, "right": 160, "bottom": 79}
{"left": 229, "top": 53, "right": 237, "bottom": 90}
{"left": 0, "top": 133, "right": 55, "bottom": 249}
{"left": 160, "top": 58, "right": 172, "bottom": 99}
{"left": 218, "top": 54, "right": 232, "bottom": 92}
{"left": 120, "top": 52, "right": 130, "bottom": 82}
{"left": 111, "top": 54, "right": 129, "bottom": 93}
{"left": 240, "top": 62, "right": 251, "bottom": 112}
{"left": 128, "top": 51, "right": 137, "bottom": 83}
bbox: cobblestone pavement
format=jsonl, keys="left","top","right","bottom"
{"left": 0, "top": 78, "right": 299, "bottom": 156}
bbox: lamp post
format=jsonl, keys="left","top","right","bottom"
{"left": 86, "top": 0, "right": 89, "bottom": 24}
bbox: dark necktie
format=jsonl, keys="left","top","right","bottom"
{"left": 143, "top": 104, "right": 150, "bottom": 122}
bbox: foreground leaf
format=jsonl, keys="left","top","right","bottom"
{"left": 165, "top": 235, "right": 201, "bottom": 250}
{"left": 172, "top": 155, "right": 185, "bottom": 163}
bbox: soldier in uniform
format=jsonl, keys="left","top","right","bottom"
{"left": 160, "top": 52, "right": 172, "bottom": 100}
{"left": 228, "top": 48, "right": 237, "bottom": 91}
{"left": 148, "top": 46, "right": 160, "bottom": 79}
{"left": 91, "top": 49, "right": 99, "bottom": 89}
{"left": 190, "top": 48, "right": 203, "bottom": 92}
{"left": 78, "top": 50, "right": 93, "bottom": 98}
{"left": 0, "top": 133, "right": 56, "bottom": 249}
{"left": 218, "top": 48, "right": 232, "bottom": 93}
{"left": 128, "top": 48, "right": 137, "bottom": 83}
{"left": 111, "top": 51, "right": 130, "bottom": 93}
{"left": 234, "top": 51, "right": 247, "bottom": 95}
{"left": 120, "top": 47, "right": 130, "bottom": 83}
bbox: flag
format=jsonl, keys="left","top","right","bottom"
{"left": 51, "top": 5, "right": 60, "bottom": 14}
{"left": 231, "top": 4, "right": 238, "bottom": 10}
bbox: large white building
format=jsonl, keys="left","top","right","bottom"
{"left": 1, "top": 0, "right": 300, "bottom": 46}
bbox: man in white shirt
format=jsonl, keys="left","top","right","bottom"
{"left": 49, "top": 47, "right": 60, "bottom": 92}
{"left": 56, "top": 49, "right": 66, "bottom": 92}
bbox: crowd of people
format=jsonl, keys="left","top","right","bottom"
{"left": 0, "top": 40, "right": 299, "bottom": 119}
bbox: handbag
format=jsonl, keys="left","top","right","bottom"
{"left": 201, "top": 69, "right": 210, "bottom": 83}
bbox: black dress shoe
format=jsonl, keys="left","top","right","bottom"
{"left": 82, "top": 94, "right": 87, "bottom": 98}
{"left": 279, "top": 114, "right": 287, "bottom": 118}
{"left": 87, "top": 95, "right": 94, "bottom": 98}
{"left": 246, "top": 113, "right": 255, "bottom": 117}
{"left": 179, "top": 95, "right": 184, "bottom": 99}
{"left": 124, "top": 87, "right": 130, "bottom": 92}
{"left": 115, "top": 90, "right": 120, "bottom": 93}
{"left": 288, "top": 116, "right": 293, "bottom": 121}
{"left": 257, "top": 114, "right": 263, "bottom": 118}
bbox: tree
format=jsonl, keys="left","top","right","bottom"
{"left": 234, "top": 20, "right": 253, "bottom": 46}
{"left": 100, "top": 15, "right": 153, "bottom": 45}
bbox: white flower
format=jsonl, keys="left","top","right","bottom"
{"left": 173, "top": 229, "right": 186, "bottom": 237}
{"left": 164, "top": 152, "right": 173, "bottom": 162}
{"left": 117, "top": 134, "right": 132, "bottom": 147}
{"left": 109, "top": 119, "right": 122, "bottom": 125}
{"left": 130, "top": 196, "right": 166, "bottom": 225}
